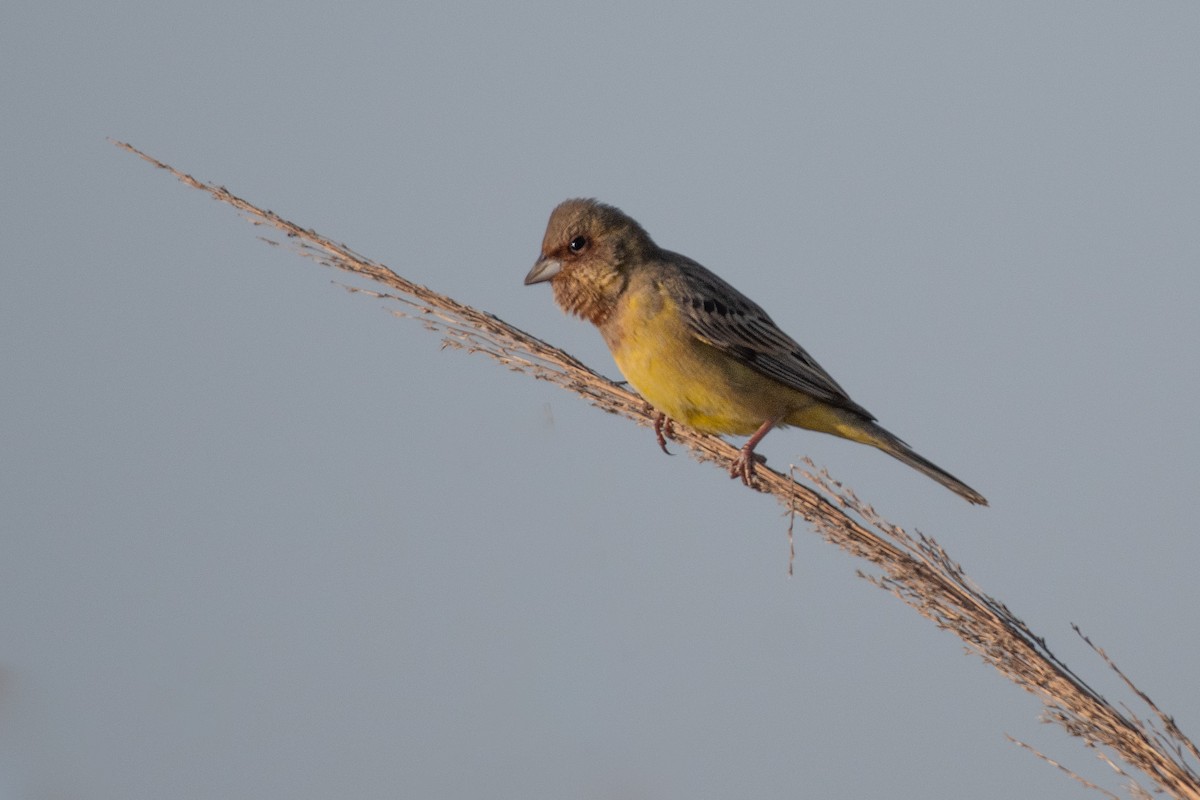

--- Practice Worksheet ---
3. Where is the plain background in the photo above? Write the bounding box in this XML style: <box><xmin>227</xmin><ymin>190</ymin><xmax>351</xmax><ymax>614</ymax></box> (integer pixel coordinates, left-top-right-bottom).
<box><xmin>3</xmin><ymin>2</ymin><xmax>1198</xmax><ymax>798</ymax></box>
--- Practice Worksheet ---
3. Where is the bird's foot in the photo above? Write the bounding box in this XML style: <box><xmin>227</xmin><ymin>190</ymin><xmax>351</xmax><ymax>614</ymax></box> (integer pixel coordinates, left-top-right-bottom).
<box><xmin>653</xmin><ymin>412</ymin><xmax>676</xmax><ymax>455</ymax></box>
<box><xmin>729</xmin><ymin>447</ymin><xmax>768</xmax><ymax>487</ymax></box>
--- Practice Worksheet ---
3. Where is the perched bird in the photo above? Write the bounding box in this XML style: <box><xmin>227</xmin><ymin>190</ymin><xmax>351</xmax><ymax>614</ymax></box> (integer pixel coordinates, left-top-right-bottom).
<box><xmin>525</xmin><ymin>198</ymin><xmax>987</xmax><ymax>506</ymax></box>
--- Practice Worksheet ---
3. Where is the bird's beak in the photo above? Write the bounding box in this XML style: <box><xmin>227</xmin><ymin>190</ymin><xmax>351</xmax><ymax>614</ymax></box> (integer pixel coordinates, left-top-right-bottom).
<box><xmin>524</xmin><ymin>257</ymin><xmax>561</xmax><ymax>285</ymax></box>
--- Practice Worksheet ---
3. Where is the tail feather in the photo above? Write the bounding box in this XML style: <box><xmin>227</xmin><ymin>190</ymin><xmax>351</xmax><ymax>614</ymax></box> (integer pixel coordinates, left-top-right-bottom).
<box><xmin>864</xmin><ymin>423</ymin><xmax>988</xmax><ymax>506</ymax></box>
<box><xmin>790</xmin><ymin>405</ymin><xmax>988</xmax><ymax>505</ymax></box>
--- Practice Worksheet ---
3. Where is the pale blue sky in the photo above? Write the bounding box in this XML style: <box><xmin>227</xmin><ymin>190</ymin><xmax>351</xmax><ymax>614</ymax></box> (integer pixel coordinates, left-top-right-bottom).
<box><xmin>3</xmin><ymin>3</ymin><xmax>1199</xmax><ymax>798</ymax></box>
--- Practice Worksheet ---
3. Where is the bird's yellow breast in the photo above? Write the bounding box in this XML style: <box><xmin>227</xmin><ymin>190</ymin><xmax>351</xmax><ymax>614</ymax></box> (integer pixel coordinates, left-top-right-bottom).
<box><xmin>601</xmin><ymin>284</ymin><xmax>807</xmax><ymax>436</ymax></box>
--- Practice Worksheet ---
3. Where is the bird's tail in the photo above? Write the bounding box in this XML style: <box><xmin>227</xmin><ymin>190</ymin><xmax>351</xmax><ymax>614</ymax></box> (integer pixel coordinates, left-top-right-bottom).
<box><xmin>787</xmin><ymin>404</ymin><xmax>987</xmax><ymax>505</ymax></box>
<box><xmin>858</xmin><ymin>421</ymin><xmax>988</xmax><ymax>506</ymax></box>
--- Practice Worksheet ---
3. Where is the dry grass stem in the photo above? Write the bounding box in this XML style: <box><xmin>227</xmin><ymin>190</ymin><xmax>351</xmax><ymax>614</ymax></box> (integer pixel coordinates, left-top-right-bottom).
<box><xmin>116</xmin><ymin>140</ymin><xmax>1199</xmax><ymax>800</ymax></box>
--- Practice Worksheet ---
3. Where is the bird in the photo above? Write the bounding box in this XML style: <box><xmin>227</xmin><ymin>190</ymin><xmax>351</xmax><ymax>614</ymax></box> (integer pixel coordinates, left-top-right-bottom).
<box><xmin>524</xmin><ymin>198</ymin><xmax>987</xmax><ymax>506</ymax></box>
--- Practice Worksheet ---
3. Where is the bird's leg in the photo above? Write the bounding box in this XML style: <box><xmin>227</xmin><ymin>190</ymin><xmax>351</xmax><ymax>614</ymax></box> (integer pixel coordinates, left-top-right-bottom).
<box><xmin>729</xmin><ymin>417</ymin><xmax>778</xmax><ymax>486</ymax></box>
<box><xmin>653</xmin><ymin>411</ymin><xmax>676</xmax><ymax>455</ymax></box>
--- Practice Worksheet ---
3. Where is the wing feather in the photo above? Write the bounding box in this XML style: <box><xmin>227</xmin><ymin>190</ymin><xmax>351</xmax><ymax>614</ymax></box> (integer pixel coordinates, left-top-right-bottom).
<box><xmin>666</xmin><ymin>254</ymin><xmax>875</xmax><ymax>420</ymax></box>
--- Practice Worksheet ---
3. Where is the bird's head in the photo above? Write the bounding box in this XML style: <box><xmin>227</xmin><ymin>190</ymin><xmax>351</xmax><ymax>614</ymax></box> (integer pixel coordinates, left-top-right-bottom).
<box><xmin>525</xmin><ymin>198</ymin><xmax>656</xmax><ymax>325</ymax></box>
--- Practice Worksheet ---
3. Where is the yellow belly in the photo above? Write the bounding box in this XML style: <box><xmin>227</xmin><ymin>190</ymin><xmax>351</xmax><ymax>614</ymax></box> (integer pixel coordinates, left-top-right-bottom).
<box><xmin>602</xmin><ymin>290</ymin><xmax>815</xmax><ymax>437</ymax></box>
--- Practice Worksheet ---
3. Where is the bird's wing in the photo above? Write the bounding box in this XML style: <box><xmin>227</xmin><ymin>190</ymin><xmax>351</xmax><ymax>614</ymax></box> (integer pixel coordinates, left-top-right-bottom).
<box><xmin>669</xmin><ymin>256</ymin><xmax>875</xmax><ymax>420</ymax></box>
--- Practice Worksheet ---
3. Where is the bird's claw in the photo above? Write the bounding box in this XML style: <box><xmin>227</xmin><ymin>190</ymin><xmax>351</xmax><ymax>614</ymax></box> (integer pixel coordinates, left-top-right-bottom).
<box><xmin>729</xmin><ymin>448</ymin><xmax>767</xmax><ymax>487</ymax></box>
<box><xmin>653</xmin><ymin>412</ymin><xmax>676</xmax><ymax>455</ymax></box>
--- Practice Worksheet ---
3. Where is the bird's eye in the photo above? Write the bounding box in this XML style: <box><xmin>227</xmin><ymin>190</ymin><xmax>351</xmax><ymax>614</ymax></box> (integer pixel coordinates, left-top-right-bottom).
<box><xmin>568</xmin><ymin>235</ymin><xmax>589</xmax><ymax>253</ymax></box>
